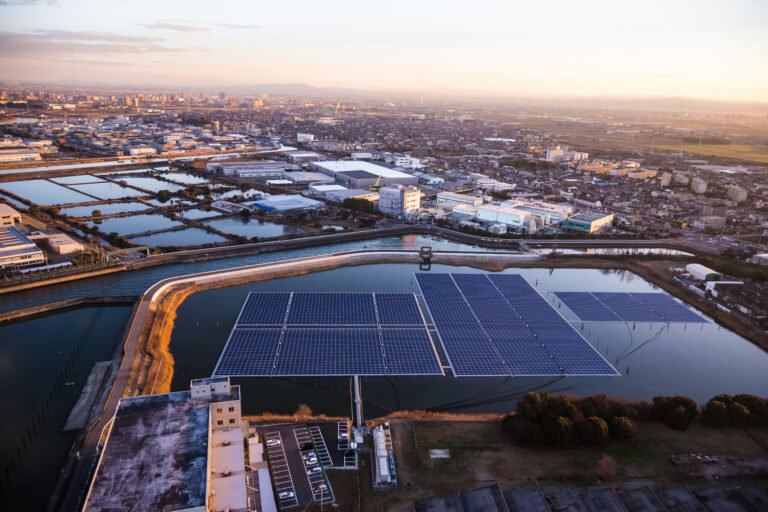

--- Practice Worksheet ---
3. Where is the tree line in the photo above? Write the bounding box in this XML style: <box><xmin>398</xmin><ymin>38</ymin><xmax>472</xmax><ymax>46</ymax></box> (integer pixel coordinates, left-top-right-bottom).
<box><xmin>502</xmin><ymin>392</ymin><xmax>767</xmax><ymax>448</ymax></box>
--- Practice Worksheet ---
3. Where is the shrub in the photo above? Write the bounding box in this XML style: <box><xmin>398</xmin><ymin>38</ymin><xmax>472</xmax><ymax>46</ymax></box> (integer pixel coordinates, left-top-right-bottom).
<box><xmin>733</xmin><ymin>395</ymin><xmax>768</xmax><ymax>426</ymax></box>
<box><xmin>579</xmin><ymin>395</ymin><xmax>627</xmax><ymax>420</ymax></box>
<box><xmin>702</xmin><ymin>400</ymin><xmax>730</xmax><ymax>427</ymax></box>
<box><xmin>653</xmin><ymin>396</ymin><xmax>698</xmax><ymax>430</ymax></box>
<box><xmin>595</xmin><ymin>454</ymin><xmax>617</xmax><ymax>480</ymax></box>
<box><xmin>609</xmin><ymin>416</ymin><xmax>637</xmax><ymax>440</ymax></box>
<box><xmin>577</xmin><ymin>416</ymin><xmax>609</xmax><ymax>445</ymax></box>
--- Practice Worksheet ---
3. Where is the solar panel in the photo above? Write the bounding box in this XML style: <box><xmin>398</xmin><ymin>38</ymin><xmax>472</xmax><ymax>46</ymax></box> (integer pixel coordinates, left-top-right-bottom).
<box><xmin>237</xmin><ymin>293</ymin><xmax>291</xmax><ymax>325</ymax></box>
<box><xmin>287</xmin><ymin>293</ymin><xmax>377</xmax><ymax>325</ymax></box>
<box><xmin>556</xmin><ymin>292</ymin><xmax>621</xmax><ymax>321</ymax></box>
<box><xmin>488</xmin><ymin>275</ymin><xmax>617</xmax><ymax>376</ymax></box>
<box><xmin>375</xmin><ymin>293</ymin><xmax>424</xmax><ymax>325</ymax></box>
<box><xmin>416</xmin><ymin>273</ymin><xmax>618</xmax><ymax>377</ymax></box>
<box><xmin>592</xmin><ymin>292</ymin><xmax>662</xmax><ymax>322</ymax></box>
<box><xmin>276</xmin><ymin>328</ymin><xmax>385</xmax><ymax>375</ymax></box>
<box><xmin>381</xmin><ymin>329</ymin><xmax>443</xmax><ymax>375</ymax></box>
<box><xmin>629</xmin><ymin>293</ymin><xmax>706</xmax><ymax>323</ymax></box>
<box><xmin>213</xmin><ymin>328</ymin><xmax>281</xmax><ymax>376</ymax></box>
<box><xmin>213</xmin><ymin>292</ymin><xmax>443</xmax><ymax>377</ymax></box>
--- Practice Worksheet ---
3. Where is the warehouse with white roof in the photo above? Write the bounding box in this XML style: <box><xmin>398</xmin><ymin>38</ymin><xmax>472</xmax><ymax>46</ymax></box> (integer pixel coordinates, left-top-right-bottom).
<box><xmin>310</xmin><ymin>160</ymin><xmax>418</xmax><ymax>188</ymax></box>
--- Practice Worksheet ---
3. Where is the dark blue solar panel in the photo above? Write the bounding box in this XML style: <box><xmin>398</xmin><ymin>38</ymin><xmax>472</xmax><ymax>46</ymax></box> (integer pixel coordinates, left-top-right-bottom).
<box><xmin>556</xmin><ymin>292</ymin><xmax>622</xmax><ymax>321</ymax></box>
<box><xmin>487</xmin><ymin>274</ymin><xmax>617</xmax><ymax>376</ymax></box>
<box><xmin>592</xmin><ymin>292</ymin><xmax>663</xmax><ymax>322</ymax></box>
<box><xmin>237</xmin><ymin>293</ymin><xmax>290</xmax><ymax>325</ymax></box>
<box><xmin>381</xmin><ymin>329</ymin><xmax>443</xmax><ymax>375</ymax></box>
<box><xmin>629</xmin><ymin>293</ymin><xmax>706</xmax><ymax>323</ymax></box>
<box><xmin>415</xmin><ymin>273</ymin><xmax>508</xmax><ymax>376</ymax></box>
<box><xmin>213</xmin><ymin>328</ymin><xmax>281</xmax><ymax>376</ymax></box>
<box><xmin>375</xmin><ymin>293</ymin><xmax>424</xmax><ymax>325</ymax></box>
<box><xmin>214</xmin><ymin>292</ymin><xmax>443</xmax><ymax>376</ymax></box>
<box><xmin>452</xmin><ymin>274</ymin><xmax>561</xmax><ymax>375</ymax></box>
<box><xmin>287</xmin><ymin>293</ymin><xmax>377</xmax><ymax>325</ymax></box>
<box><xmin>276</xmin><ymin>328</ymin><xmax>385</xmax><ymax>375</ymax></box>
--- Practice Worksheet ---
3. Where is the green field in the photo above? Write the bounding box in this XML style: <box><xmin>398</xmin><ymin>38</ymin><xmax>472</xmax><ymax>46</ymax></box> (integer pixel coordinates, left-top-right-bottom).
<box><xmin>656</xmin><ymin>144</ymin><xmax>768</xmax><ymax>164</ymax></box>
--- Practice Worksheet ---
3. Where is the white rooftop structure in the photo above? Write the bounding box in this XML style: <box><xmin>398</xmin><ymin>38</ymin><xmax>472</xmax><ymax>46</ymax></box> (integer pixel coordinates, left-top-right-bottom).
<box><xmin>310</xmin><ymin>160</ymin><xmax>415</xmax><ymax>179</ymax></box>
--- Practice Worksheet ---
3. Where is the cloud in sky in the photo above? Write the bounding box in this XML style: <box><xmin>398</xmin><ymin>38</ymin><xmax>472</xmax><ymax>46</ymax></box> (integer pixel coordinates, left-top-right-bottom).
<box><xmin>142</xmin><ymin>18</ymin><xmax>259</xmax><ymax>32</ymax></box>
<box><xmin>0</xmin><ymin>0</ymin><xmax>56</xmax><ymax>5</ymax></box>
<box><xmin>0</xmin><ymin>29</ymin><xmax>190</xmax><ymax>56</ymax></box>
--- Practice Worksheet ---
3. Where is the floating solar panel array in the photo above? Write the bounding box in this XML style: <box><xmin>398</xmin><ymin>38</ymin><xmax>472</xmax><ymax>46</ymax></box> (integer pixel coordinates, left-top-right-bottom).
<box><xmin>213</xmin><ymin>292</ymin><xmax>443</xmax><ymax>377</ymax></box>
<box><xmin>556</xmin><ymin>292</ymin><xmax>706</xmax><ymax>323</ymax></box>
<box><xmin>415</xmin><ymin>273</ymin><xmax>618</xmax><ymax>377</ymax></box>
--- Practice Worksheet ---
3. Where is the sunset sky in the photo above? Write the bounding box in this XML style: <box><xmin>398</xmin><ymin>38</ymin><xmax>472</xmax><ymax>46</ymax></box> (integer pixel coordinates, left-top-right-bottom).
<box><xmin>1</xmin><ymin>0</ymin><xmax>766</xmax><ymax>101</ymax></box>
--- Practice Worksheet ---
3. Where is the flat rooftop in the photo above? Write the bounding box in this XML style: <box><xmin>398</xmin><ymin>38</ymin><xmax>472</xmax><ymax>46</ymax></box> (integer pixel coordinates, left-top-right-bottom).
<box><xmin>313</xmin><ymin>159</ymin><xmax>413</xmax><ymax>178</ymax></box>
<box><xmin>84</xmin><ymin>391</ymin><xmax>209</xmax><ymax>512</ymax></box>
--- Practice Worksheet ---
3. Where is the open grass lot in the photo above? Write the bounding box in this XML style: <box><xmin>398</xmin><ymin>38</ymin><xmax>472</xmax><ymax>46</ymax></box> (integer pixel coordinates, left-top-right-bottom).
<box><xmin>328</xmin><ymin>419</ymin><xmax>768</xmax><ymax>511</ymax></box>
<box><xmin>655</xmin><ymin>144</ymin><xmax>768</xmax><ymax>164</ymax></box>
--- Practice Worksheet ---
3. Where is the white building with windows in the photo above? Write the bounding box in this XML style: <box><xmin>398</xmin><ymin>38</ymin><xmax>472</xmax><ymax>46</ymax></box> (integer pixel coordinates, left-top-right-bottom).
<box><xmin>378</xmin><ymin>185</ymin><xmax>421</xmax><ymax>217</ymax></box>
<box><xmin>436</xmin><ymin>192</ymin><xmax>482</xmax><ymax>210</ymax></box>
<box><xmin>0</xmin><ymin>226</ymin><xmax>46</xmax><ymax>270</ymax></box>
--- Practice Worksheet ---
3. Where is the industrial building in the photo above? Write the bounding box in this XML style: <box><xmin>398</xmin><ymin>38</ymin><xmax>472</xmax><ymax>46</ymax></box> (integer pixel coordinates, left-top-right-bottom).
<box><xmin>436</xmin><ymin>192</ymin><xmax>482</xmax><ymax>210</ymax></box>
<box><xmin>378</xmin><ymin>185</ymin><xmax>421</xmax><ymax>217</ymax></box>
<box><xmin>310</xmin><ymin>160</ymin><xmax>418</xmax><ymax>188</ymax></box>
<box><xmin>324</xmin><ymin>189</ymin><xmax>379</xmax><ymax>204</ymax></box>
<box><xmin>0</xmin><ymin>226</ymin><xmax>46</xmax><ymax>270</ymax></box>
<box><xmin>246</xmin><ymin>194</ymin><xmax>324</xmax><ymax>212</ymax></box>
<box><xmin>286</xmin><ymin>150</ymin><xmax>322</xmax><ymax>164</ymax></box>
<box><xmin>561</xmin><ymin>211</ymin><xmax>615</xmax><ymax>234</ymax></box>
<box><xmin>283</xmin><ymin>171</ymin><xmax>335</xmax><ymax>185</ymax></box>
<box><xmin>206</xmin><ymin>160</ymin><xmax>289</xmax><ymax>178</ymax></box>
<box><xmin>503</xmin><ymin>199</ymin><xmax>574</xmax><ymax>225</ymax></box>
<box><xmin>475</xmin><ymin>204</ymin><xmax>533</xmax><ymax>231</ymax></box>
<box><xmin>686</xmin><ymin>263</ymin><xmax>722</xmax><ymax>281</ymax></box>
<box><xmin>372</xmin><ymin>423</ymin><xmax>397</xmax><ymax>490</ymax></box>
<box><xmin>83</xmin><ymin>378</ymin><xmax>252</xmax><ymax>512</ymax></box>
<box><xmin>0</xmin><ymin>203</ymin><xmax>22</xmax><ymax>226</ymax></box>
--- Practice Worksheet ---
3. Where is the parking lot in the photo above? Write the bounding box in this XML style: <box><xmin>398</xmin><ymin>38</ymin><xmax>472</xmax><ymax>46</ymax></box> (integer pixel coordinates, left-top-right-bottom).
<box><xmin>254</xmin><ymin>421</ymin><xmax>353</xmax><ymax>510</ymax></box>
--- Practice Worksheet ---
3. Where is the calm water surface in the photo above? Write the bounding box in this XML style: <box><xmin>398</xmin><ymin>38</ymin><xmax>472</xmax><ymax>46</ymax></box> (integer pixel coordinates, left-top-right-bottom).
<box><xmin>87</xmin><ymin>213</ymin><xmax>182</xmax><ymax>235</ymax></box>
<box><xmin>203</xmin><ymin>217</ymin><xmax>304</xmax><ymax>238</ymax></box>
<box><xmin>169</xmin><ymin>264</ymin><xmax>768</xmax><ymax>419</ymax></box>
<box><xmin>129</xmin><ymin>227</ymin><xmax>229</xmax><ymax>247</ymax></box>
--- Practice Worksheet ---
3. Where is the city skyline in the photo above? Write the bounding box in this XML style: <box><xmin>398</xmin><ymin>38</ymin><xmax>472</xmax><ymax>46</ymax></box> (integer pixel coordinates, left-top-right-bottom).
<box><xmin>1</xmin><ymin>0</ymin><xmax>767</xmax><ymax>103</ymax></box>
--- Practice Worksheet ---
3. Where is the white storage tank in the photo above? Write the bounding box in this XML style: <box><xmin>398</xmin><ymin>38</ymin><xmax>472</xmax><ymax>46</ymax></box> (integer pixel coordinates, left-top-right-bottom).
<box><xmin>685</xmin><ymin>263</ymin><xmax>722</xmax><ymax>281</ymax></box>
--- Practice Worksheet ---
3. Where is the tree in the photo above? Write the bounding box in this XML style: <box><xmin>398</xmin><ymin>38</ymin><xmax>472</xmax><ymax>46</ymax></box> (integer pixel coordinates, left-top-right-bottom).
<box><xmin>652</xmin><ymin>396</ymin><xmax>698</xmax><ymax>430</ymax></box>
<box><xmin>543</xmin><ymin>415</ymin><xmax>575</xmax><ymax>447</ymax></box>
<box><xmin>733</xmin><ymin>395</ymin><xmax>768</xmax><ymax>426</ymax></box>
<box><xmin>295</xmin><ymin>404</ymin><xmax>313</xmax><ymax>417</ymax></box>
<box><xmin>577</xmin><ymin>416</ymin><xmax>609</xmax><ymax>446</ymax></box>
<box><xmin>609</xmin><ymin>417</ymin><xmax>637</xmax><ymax>440</ymax></box>
<box><xmin>702</xmin><ymin>400</ymin><xmax>730</xmax><ymax>427</ymax></box>
<box><xmin>517</xmin><ymin>392</ymin><xmax>550</xmax><ymax>422</ymax></box>
<box><xmin>728</xmin><ymin>402</ymin><xmax>751</xmax><ymax>426</ymax></box>
<box><xmin>156</xmin><ymin>190</ymin><xmax>172</xmax><ymax>202</ymax></box>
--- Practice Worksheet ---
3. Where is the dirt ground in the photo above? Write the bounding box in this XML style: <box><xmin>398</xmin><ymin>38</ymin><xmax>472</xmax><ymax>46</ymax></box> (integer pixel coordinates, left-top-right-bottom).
<box><xmin>327</xmin><ymin>419</ymin><xmax>768</xmax><ymax>512</ymax></box>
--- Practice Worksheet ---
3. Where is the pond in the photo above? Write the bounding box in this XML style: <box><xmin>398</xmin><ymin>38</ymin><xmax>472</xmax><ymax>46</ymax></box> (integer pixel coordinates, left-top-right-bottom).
<box><xmin>59</xmin><ymin>202</ymin><xmax>152</xmax><ymax>217</ymax></box>
<box><xmin>161</xmin><ymin>172</ymin><xmax>210</xmax><ymax>185</ymax></box>
<box><xmin>68</xmin><ymin>181</ymin><xmax>148</xmax><ymax>200</ymax></box>
<box><xmin>114</xmin><ymin>176</ymin><xmax>186</xmax><ymax>193</ymax></box>
<box><xmin>128</xmin><ymin>227</ymin><xmax>229</xmax><ymax>247</ymax></box>
<box><xmin>0</xmin><ymin>180</ymin><xmax>94</xmax><ymax>205</ymax></box>
<box><xmin>203</xmin><ymin>217</ymin><xmax>304</xmax><ymax>239</ymax></box>
<box><xmin>87</xmin><ymin>213</ymin><xmax>182</xmax><ymax>236</ymax></box>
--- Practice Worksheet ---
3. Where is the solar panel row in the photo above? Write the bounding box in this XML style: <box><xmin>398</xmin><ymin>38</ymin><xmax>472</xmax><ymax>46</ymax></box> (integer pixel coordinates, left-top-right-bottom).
<box><xmin>213</xmin><ymin>292</ymin><xmax>443</xmax><ymax>376</ymax></box>
<box><xmin>416</xmin><ymin>273</ymin><xmax>618</xmax><ymax>377</ymax></box>
<box><xmin>556</xmin><ymin>292</ymin><xmax>705</xmax><ymax>323</ymax></box>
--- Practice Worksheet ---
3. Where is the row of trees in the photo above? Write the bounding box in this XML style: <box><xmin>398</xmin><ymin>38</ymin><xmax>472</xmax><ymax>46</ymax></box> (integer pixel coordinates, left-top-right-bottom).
<box><xmin>502</xmin><ymin>392</ymin><xmax>768</xmax><ymax>448</ymax></box>
<box><xmin>502</xmin><ymin>393</ymin><xmax>638</xmax><ymax>447</ymax></box>
<box><xmin>702</xmin><ymin>394</ymin><xmax>768</xmax><ymax>427</ymax></box>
